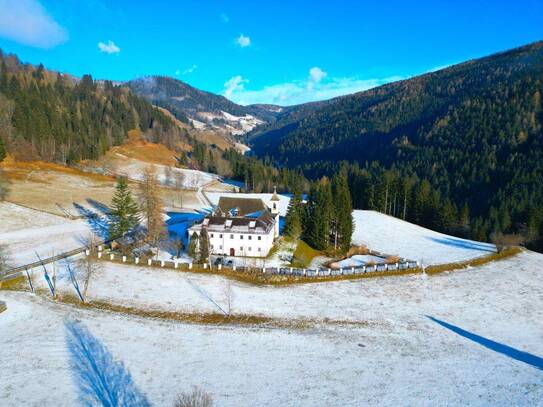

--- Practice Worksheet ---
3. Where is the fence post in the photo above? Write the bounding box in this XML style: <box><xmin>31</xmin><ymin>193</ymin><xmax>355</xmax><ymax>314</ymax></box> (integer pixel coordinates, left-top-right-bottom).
<box><xmin>160</xmin><ymin>260</ymin><xmax>165</xmax><ymax>267</ymax></box>
<box><xmin>109</xmin><ymin>253</ymin><xmax>114</xmax><ymax>260</ymax></box>
<box><xmin>189</xmin><ymin>263</ymin><xmax>193</xmax><ymax>269</ymax></box>
<box><xmin>98</xmin><ymin>252</ymin><xmax>102</xmax><ymax>259</ymax></box>
<box><xmin>98</xmin><ymin>245</ymin><xmax>103</xmax><ymax>252</ymax></box>
<box><xmin>262</xmin><ymin>267</ymin><xmax>266</xmax><ymax>274</ymax></box>
<box><xmin>85</xmin><ymin>249</ymin><xmax>90</xmax><ymax>256</ymax></box>
<box><xmin>233</xmin><ymin>265</ymin><xmax>236</xmax><ymax>271</ymax></box>
<box><xmin>218</xmin><ymin>264</ymin><xmax>221</xmax><ymax>270</ymax></box>
<box><xmin>122</xmin><ymin>255</ymin><xmax>127</xmax><ymax>263</ymax></box>
<box><xmin>148</xmin><ymin>259</ymin><xmax>152</xmax><ymax>266</ymax></box>
<box><xmin>174</xmin><ymin>261</ymin><xmax>178</xmax><ymax>269</ymax></box>
<box><xmin>351</xmin><ymin>267</ymin><xmax>354</xmax><ymax>274</ymax></box>
<box><xmin>135</xmin><ymin>257</ymin><xmax>139</xmax><ymax>264</ymax></box>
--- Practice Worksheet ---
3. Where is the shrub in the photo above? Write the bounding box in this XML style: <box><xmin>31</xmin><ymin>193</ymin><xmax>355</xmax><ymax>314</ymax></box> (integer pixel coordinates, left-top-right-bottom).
<box><xmin>174</xmin><ymin>387</ymin><xmax>214</xmax><ymax>407</ymax></box>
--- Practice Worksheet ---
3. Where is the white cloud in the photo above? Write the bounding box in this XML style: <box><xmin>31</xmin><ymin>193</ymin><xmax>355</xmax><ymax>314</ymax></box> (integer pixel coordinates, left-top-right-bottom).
<box><xmin>224</xmin><ymin>68</ymin><xmax>403</xmax><ymax>106</ymax></box>
<box><xmin>98</xmin><ymin>40</ymin><xmax>120</xmax><ymax>54</ymax></box>
<box><xmin>223</xmin><ymin>75</ymin><xmax>249</xmax><ymax>98</ymax></box>
<box><xmin>183</xmin><ymin>64</ymin><xmax>198</xmax><ymax>75</ymax></box>
<box><xmin>307</xmin><ymin>66</ymin><xmax>327</xmax><ymax>90</ymax></box>
<box><xmin>220</xmin><ymin>13</ymin><xmax>230</xmax><ymax>23</ymax></box>
<box><xmin>0</xmin><ymin>0</ymin><xmax>68</xmax><ymax>48</ymax></box>
<box><xmin>236</xmin><ymin>34</ymin><xmax>251</xmax><ymax>48</ymax></box>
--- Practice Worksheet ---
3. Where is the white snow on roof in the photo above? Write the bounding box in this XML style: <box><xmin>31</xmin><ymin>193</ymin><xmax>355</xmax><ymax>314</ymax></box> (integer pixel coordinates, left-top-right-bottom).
<box><xmin>206</xmin><ymin>192</ymin><xmax>290</xmax><ymax>217</ymax></box>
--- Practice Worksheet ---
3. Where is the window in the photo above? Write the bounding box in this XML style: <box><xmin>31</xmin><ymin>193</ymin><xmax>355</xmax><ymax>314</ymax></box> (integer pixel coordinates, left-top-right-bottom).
<box><xmin>258</xmin><ymin>236</ymin><xmax>262</xmax><ymax>241</ymax></box>
<box><xmin>240</xmin><ymin>246</ymin><xmax>243</xmax><ymax>251</ymax></box>
<box><xmin>220</xmin><ymin>234</ymin><xmax>223</xmax><ymax>238</ymax></box>
<box><xmin>210</xmin><ymin>245</ymin><xmax>214</xmax><ymax>250</ymax></box>
<box><xmin>248</xmin><ymin>246</ymin><xmax>252</xmax><ymax>251</ymax></box>
<box><xmin>258</xmin><ymin>247</ymin><xmax>261</xmax><ymax>252</ymax></box>
<box><xmin>230</xmin><ymin>234</ymin><xmax>234</xmax><ymax>239</ymax></box>
<box><xmin>240</xmin><ymin>235</ymin><xmax>244</xmax><ymax>240</ymax></box>
<box><xmin>248</xmin><ymin>235</ymin><xmax>252</xmax><ymax>240</ymax></box>
<box><xmin>210</xmin><ymin>234</ymin><xmax>214</xmax><ymax>238</ymax></box>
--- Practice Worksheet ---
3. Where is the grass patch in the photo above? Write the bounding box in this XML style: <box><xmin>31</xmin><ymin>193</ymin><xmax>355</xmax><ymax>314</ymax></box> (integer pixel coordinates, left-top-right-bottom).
<box><xmin>425</xmin><ymin>246</ymin><xmax>522</xmax><ymax>275</ymax></box>
<box><xmin>44</xmin><ymin>293</ymin><xmax>371</xmax><ymax>330</ymax></box>
<box><xmin>290</xmin><ymin>240</ymin><xmax>322</xmax><ymax>268</ymax></box>
<box><xmin>0</xmin><ymin>275</ymin><xmax>27</xmax><ymax>291</ymax></box>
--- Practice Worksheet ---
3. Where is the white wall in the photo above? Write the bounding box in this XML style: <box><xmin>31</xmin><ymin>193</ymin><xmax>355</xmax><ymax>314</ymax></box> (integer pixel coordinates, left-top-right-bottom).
<box><xmin>207</xmin><ymin>231</ymin><xmax>274</xmax><ymax>257</ymax></box>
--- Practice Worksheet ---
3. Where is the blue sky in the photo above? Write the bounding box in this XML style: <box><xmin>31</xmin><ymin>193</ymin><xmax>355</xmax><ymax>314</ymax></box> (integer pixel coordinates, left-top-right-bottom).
<box><xmin>0</xmin><ymin>0</ymin><xmax>542</xmax><ymax>106</ymax></box>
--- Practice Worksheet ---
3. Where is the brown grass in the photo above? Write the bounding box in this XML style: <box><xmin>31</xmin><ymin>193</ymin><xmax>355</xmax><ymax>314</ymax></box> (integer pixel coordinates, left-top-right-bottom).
<box><xmin>425</xmin><ymin>246</ymin><xmax>522</xmax><ymax>275</ymax></box>
<box><xmin>107</xmin><ymin>139</ymin><xmax>178</xmax><ymax>166</ymax></box>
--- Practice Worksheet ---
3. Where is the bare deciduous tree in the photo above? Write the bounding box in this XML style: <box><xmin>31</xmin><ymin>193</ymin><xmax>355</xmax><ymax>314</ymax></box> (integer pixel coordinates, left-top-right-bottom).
<box><xmin>0</xmin><ymin>169</ymin><xmax>10</xmax><ymax>201</ymax></box>
<box><xmin>222</xmin><ymin>280</ymin><xmax>235</xmax><ymax>316</ymax></box>
<box><xmin>78</xmin><ymin>235</ymin><xmax>103</xmax><ymax>299</ymax></box>
<box><xmin>138</xmin><ymin>165</ymin><xmax>166</xmax><ymax>258</ymax></box>
<box><xmin>174</xmin><ymin>386</ymin><xmax>214</xmax><ymax>407</ymax></box>
<box><xmin>491</xmin><ymin>232</ymin><xmax>525</xmax><ymax>253</ymax></box>
<box><xmin>0</xmin><ymin>244</ymin><xmax>10</xmax><ymax>276</ymax></box>
<box><xmin>173</xmin><ymin>171</ymin><xmax>185</xmax><ymax>208</ymax></box>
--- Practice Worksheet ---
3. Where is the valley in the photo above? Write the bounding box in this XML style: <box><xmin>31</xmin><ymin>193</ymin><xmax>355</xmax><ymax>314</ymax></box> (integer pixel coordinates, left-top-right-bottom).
<box><xmin>0</xmin><ymin>16</ymin><xmax>542</xmax><ymax>407</ymax></box>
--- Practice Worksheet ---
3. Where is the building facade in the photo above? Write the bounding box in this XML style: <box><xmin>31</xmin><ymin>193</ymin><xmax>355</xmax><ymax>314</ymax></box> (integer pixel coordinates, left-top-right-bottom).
<box><xmin>188</xmin><ymin>193</ymin><xmax>281</xmax><ymax>258</ymax></box>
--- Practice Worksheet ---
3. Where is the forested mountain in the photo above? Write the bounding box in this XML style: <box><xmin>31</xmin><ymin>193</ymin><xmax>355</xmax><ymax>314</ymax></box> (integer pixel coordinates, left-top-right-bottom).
<box><xmin>127</xmin><ymin>76</ymin><xmax>281</xmax><ymax>134</ymax></box>
<box><xmin>0</xmin><ymin>50</ymin><xmax>184</xmax><ymax>163</ymax></box>
<box><xmin>250</xmin><ymin>41</ymin><xmax>543</xmax><ymax>250</ymax></box>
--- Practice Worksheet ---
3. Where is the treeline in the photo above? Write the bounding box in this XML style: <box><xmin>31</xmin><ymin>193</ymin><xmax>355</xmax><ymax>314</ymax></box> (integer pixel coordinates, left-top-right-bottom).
<box><xmin>190</xmin><ymin>139</ymin><xmax>310</xmax><ymax>193</ymax></box>
<box><xmin>345</xmin><ymin>162</ymin><xmax>543</xmax><ymax>251</ymax></box>
<box><xmin>284</xmin><ymin>172</ymin><xmax>353</xmax><ymax>253</ymax></box>
<box><xmin>0</xmin><ymin>51</ymin><xmax>183</xmax><ymax>163</ymax></box>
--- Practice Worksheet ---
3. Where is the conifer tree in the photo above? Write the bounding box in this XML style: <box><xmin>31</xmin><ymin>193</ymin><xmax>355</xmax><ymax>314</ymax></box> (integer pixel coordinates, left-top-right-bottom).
<box><xmin>188</xmin><ymin>233</ymin><xmax>199</xmax><ymax>259</ymax></box>
<box><xmin>109</xmin><ymin>177</ymin><xmax>140</xmax><ymax>239</ymax></box>
<box><xmin>307</xmin><ymin>180</ymin><xmax>333</xmax><ymax>250</ymax></box>
<box><xmin>332</xmin><ymin>173</ymin><xmax>353</xmax><ymax>252</ymax></box>
<box><xmin>283</xmin><ymin>191</ymin><xmax>303</xmax><ymax>239</ymax></box>
<box><xmin>138</xmin><ymin>166</ymin><xmax>166</xmax><ymax>253</ymax></box>
<box><xmin>199</xmin><ymin>229</ymin><xmax>210</xmax><ymax>264</ymax></box>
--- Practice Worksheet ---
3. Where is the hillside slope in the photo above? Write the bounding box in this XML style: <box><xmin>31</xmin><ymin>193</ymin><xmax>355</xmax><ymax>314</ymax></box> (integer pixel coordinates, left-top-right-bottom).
<box><xmin>127</xmin><ymin>76</ymin><xmax>281</xmax><ymax>135</ymax></box>
<box><xmin>250</xmin><ymin>41</ymin><xmax>543</xmax><ymax>248</ymax></box>
<box><xmin>0</xmin><ymin>51</ymin><xmax>185</xmax><ymax>163</ymax></box>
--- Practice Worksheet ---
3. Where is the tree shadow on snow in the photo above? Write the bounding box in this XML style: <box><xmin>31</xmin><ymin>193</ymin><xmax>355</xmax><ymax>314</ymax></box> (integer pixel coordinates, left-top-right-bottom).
<box><xmin>73</xmin><ymin>203</ymin><xmax>110</xmax><ymax>241</ymax></box>
<box><xmin>65</xmin><ymin>320</ymin><xmax>151</xmax><ymax>407</ymax></box>
<box><xmin>85</xmin><ymin>198</ymin><xmax>111</xmax><ymax>216</ymax></box>
<box><xmin>427</xmin><ymin>316</ymin><xmax>543</xmax><ymax>371</ymax></box>
<box><xmin>425</xmin><ymin>236</ymin><xmax>495</xmax><ymax>253</ymax></box>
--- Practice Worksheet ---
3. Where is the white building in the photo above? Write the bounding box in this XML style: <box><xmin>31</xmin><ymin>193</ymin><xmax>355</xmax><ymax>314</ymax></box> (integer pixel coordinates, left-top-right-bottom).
<box><xmin>188</xmin><ymin>191</ymin><xmax>281</xmax><ymax>258</ymax></box>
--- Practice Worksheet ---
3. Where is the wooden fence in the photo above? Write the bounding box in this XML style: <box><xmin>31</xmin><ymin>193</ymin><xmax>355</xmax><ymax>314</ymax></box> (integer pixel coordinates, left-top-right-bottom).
<box><xmin>92</xmin><ymin>250</ymin><xmax>420</xmax><ymax>278</ymax></box>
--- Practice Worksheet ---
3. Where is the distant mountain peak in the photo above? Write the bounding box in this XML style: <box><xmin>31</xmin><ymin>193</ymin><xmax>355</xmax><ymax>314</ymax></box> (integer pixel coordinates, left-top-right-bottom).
<box><xmin>127</xmin><ymin>75</ymin><xmax>281</xmax><ymax>135</ymax></box>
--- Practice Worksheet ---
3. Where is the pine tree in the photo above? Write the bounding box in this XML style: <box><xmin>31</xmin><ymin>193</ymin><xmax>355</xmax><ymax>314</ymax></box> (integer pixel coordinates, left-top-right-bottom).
<box><xmin>188</xmin><ymin>233</ymin><xmax>199</xmax><ymax>259</ymax></box>
<box><xmin>307</xmin><ymin>180</ymin><xmax>333</xmax><ymax>250</ymax></box>
<box><xmin>332</xmin><ymin>173</ymin><xmax>353</xmax><ymax>252</ymax></box>
<box><xmin>108</xmin><ymin>177</ymin><xmax>140</xmax><ymax>239</ymax></box>
<box><xmin>283</xmin><ymin>191</ymin><xmax>303</xmax><ymax>239</ymax></box>
<box><xmin>199</xmin><ymin>229</ymin><xmax>210</xmax><ymax>264</ymax></box>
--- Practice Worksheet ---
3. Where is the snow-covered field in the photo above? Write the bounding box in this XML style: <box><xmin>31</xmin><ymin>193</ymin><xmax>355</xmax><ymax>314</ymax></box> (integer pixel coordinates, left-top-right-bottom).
<box><xmin>2</xmin><ymin>250</ymin><xmax>542</xmax><ymax>406</ymax></box>
<box><xmin>113</xmin><ymin>156</ymin><xmax>219</xmax><ymax>189</ymax></box>
<box><xmin>352</xmin><ymin>210</ymin><xmax>496</xmax><ymax>265</ymax></box>
<box><xmin>0</xmin><ymin>202</ymin><xmax>98</xmax><ymax>267</ymax></box>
